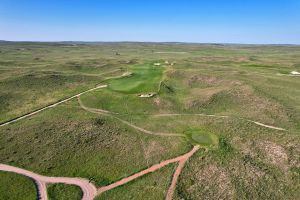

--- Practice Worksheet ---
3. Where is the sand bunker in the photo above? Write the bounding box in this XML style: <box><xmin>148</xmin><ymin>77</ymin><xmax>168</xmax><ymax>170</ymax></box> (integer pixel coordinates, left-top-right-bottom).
<box><xmin>121</xmin><ymin>72</ymin><xmax>133</xmax><ymax>77</ymax></box>
<box><xmin>290</xmin><ymin>71</ymin><xmax>300</xmax><ymax>75</ymax></box>
<box><xmin>138</xmin><ymin>93</ymin><xmax>156</xmax><ymax>98</ymax></box>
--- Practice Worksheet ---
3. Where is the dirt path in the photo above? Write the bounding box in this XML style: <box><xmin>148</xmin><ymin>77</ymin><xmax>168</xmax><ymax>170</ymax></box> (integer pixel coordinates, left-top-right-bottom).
<box><xmin>78</xmin><ymin>97</ymin><xmax>182</xmax><ymax>137</ymax></box>
<box><xmin>0</xmin><ymin>146</ymin><xmax>200</xmax><ymax>200</ymax></box>
<box><xmin>0</xmin><ymin>164</ymin><xmax>97</xmax><ymax>200</ymax></box>
<box><xmin>0</xmin><ymin>85</ymin><xmax>107</xmax><ymax>127</ymax></box>
<box><xmin>165</xmin><ymin>145</ymin><xmax>200</xmax><ymax>200</ymax></box>
<box><xmin>153</xmin><ymin>113</ymin><xmax>229</xmax><ymax>118</ymax></box>
<box><xmin>97</xmin><ymin>145</ymin><xmax>200</xmax><ymax>196</ymax></box>
<box><xmin>153</xmin><ymin>113</ymin><xmax>286</xmax><ymax>131</ymax></box>
<box><xmin>78</xmin><ymin>99</ymin><xmax>286</xmax><ymax>132</ymax></box>
<box><xmin>248</xmin><ymin>120</ymin><xmax>286</xmax><ymax>131</ymax></box>
<box><xmin>77</xmin><ymin>97</ymin><xmax>286</xmax><ymax>132</ymax></box>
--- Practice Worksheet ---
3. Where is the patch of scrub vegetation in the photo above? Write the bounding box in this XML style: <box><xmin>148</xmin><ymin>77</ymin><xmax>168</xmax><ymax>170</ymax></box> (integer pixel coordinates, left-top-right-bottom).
<box><xmin>96</xmin><ymin>164</ymin><xmax>175</xmax><ymax>200</ymax></box>
<box><xmin>0</xmin><ymin>171</ymin><xmax>37</xmax><ymax>200</ymax></box>
<box><xmin>107</xmin><ymin>63</ymin><xmax>164</xmax><ymax>94</ymax></box>
<box><xmin>47</xmin><ymin>183</ymin><xmax>82</xmax><ymax>200</ymax></box>
<box><xmin>184</xmin><ymin>129</ymin><xmax>218</xmax><ymax>148</ymax></box>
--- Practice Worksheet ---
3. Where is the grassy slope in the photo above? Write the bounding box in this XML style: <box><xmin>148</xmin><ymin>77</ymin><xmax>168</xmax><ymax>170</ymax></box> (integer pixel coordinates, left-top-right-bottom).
<box><xmin>96</xmin><ymin>164</ymin><xmax>175</xmax><ymax>200</ymax></box>
<box><xmin>1</xmin><ymin>43</ymin><xmax>300</xmax><ymax>199</ymax></box>
<box><xmin>108</xmin><ymin>63</ymin><xmax>164</xmax><ymax>94</ymax></box>
<box><xmin>0</xmin><ymin>171</ymin><xmax>37</xmax><ymax>200</ymax></box>
<box><xmin>47</xmin><ymin>184</ymin><xmax>82</xmax><ymax>200</ymax></box>
<box><xmin>0</xmin><ymin>99</ymin><xmax>188</xmax><ymax>187</ymax></box>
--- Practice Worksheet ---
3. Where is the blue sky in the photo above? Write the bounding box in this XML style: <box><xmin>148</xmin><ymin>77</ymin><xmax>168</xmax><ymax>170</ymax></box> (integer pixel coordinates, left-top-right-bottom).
<box><xmin>1</xmin><ymin>0</ymin><xmax>300</xmax><ymax>43</ymax></box>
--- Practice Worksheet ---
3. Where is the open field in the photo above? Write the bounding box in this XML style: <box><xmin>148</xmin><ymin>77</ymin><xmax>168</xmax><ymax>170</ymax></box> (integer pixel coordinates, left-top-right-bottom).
<box><xmin>0</xmin><ymin>42</ymin><xmax>300</xmax><ymax>199</ymax></box>
<box><xmin>0</xmin><ymin>171</ymin><xmax>36</xmax><ymax>200</ymax></box>
<box><xmin>47</xmin><ymin>184</ymin><xmax>82</xmax><ymax>200</ymax></box>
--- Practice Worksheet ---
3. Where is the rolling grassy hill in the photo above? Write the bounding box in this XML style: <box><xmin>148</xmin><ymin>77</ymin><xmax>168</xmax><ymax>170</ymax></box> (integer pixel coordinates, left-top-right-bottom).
<box><xmin>0</xmin><ymin>42</ymin><xmax>299</xmax><ymax>199</ymax></box>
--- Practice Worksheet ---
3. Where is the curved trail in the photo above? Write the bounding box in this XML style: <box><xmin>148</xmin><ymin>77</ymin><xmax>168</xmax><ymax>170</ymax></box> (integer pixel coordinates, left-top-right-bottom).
<box><xmin>77</xmin><ymin>98</ymin><xmax>286</xmax><ymax>132</ymax></box>
<box><xmin>0</xmin><ymin>146</ymin><xmax>200</xmax><ymax>200</ymax></box>
<box><xmin>0</xmin><ymin>164</ymin><xmax>97</xmax><ymax>200</ymax></box>
<box><xmin>97</xmin><ymin>145</ymin><xmax>200</xmax><ymax>196</ymax></box>
<box><xmin>153</xmin><ymin>113</ymin><xmax>285</xmax><ymax>131</ymax></box>
<box><xmin>0</xmin><ymin>85</ymin><xmax>107</xmax><ymax>127</ymax></box>
<box><xmin>247</xmin><ymin>120</ymin><xmax>286</xmax><ymax>131</ymax></box>
<box><xmin>153</xmin><ymin>113</ymin><xmax>229</xmax><ymax>118</ymax></box>
<box><xmin>78</xmin><ymin>97</ymin><xmax>182</xmax><ymax>137</ymax></box>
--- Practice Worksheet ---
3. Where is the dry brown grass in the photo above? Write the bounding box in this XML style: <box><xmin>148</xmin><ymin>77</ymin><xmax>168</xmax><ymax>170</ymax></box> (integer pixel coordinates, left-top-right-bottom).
<box><xmin>187</xmin><ymin>163</ymin><xmax>234</xmax><ymax>200</ymax></box>
<box><xmin>257</xmin><ymin>141</ymin><xmax>288</xmax><ymax>170</ymax></box>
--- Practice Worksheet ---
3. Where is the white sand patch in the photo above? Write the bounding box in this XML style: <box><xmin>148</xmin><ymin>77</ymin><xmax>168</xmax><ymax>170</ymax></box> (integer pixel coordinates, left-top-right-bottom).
<box><xmin>138</xmin><ymin>93</ymin><xmax>156</xmax><ymax>98</ymax></box>
<box><xmin>121</xmin><ymin>72</ymin><xmax>133</xmax><ymax>77</ymax></box>
<box><xmin>290</xmin><ymin>71</ymin><xmax>300</xmax><ymax>75</ymax></box>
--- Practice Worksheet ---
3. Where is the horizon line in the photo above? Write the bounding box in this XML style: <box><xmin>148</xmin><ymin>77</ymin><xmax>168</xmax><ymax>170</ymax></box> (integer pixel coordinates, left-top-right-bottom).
<box><xmin>1</xmin><ymin>40</ymin><xmax>300</xmax><ymax>46</ymax></box>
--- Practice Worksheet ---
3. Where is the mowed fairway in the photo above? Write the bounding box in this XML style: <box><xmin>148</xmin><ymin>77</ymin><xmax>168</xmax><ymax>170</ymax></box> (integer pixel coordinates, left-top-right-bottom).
<box><xmin>0</xmin><ymin>42</ymin><xmax>300</xmax><ymax>200</ymax></box>
<box><xmin>108</xmin><ymin>63</ymin><xmax>164</xmax><ymax>93</ymax></box>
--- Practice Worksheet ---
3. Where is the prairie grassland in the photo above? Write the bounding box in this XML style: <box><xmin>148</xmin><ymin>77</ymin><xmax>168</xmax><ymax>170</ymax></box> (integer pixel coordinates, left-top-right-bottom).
<box><xmin>0</xmin><ymin>171</ymin><xmax>36</xmax><ymax>200</ymax></box>
<box><xmin>0</xmin><ymin>42</ymin><xmax>300</xmax><ymax>199</ymax></box>
<box><xmin>47</xmin><ymin>183</ymin><xmax>82</xmax><ymax>200</ymax></box>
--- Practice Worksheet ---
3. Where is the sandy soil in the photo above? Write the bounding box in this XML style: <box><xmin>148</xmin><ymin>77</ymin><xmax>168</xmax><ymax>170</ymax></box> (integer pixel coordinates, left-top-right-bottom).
<box><xmin>0</xmin><ymin>146</ymin><xmax>200</xmax><ymax>200</ymax></box>
<box><xmin>0</xmin><ymin>164</ymin><xmax>97</xmax><ymax>200</ymax></box>
<box><xmin>166</xmin><ymin>146</ymin><xmax>200</xmax><ymax>200</ymax></box>
<box><xmin>248</xmin><ymin>120</ymin><xmax>286</xmax><ymax>131</ymax></box>
<box><xmin>97</xmin><ymin>145</ymin><xmax>200</xmax><ymax>196</ymax></box>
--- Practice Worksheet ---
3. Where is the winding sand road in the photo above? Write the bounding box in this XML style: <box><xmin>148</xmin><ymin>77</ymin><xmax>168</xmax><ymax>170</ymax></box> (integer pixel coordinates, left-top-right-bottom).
<box><xmin>247</xmin><ymin>120</ymin><xmax>286</xmax><ymax>131</ymax></box>
<box><xmin>0</xmin><ymin>85</ymin><xmax>107</xmax><ymax>127</ymax></box>
<box><xmin>0</xmin><ymin>164</ymin><xmax>97</xmax><ymax>200</ymax></box>
<box><xmin>77</xmin><ymin>98</ymin><xmax>286</xmax><ymax>133</ymax></box>
<box><xmin>0</xmin><ymin>74</ymin><xmax>286</xmax><ymax>199</ymax></box>
<box><xmin>0</xmin><ymin>146</ymin><xmax>200</xmax><ymax>200</ymax></box>
<box><xmin>77</xmin><ymin>97</ymin><xmax>182</xmax><ymax>137</ymax></box>
<box><xmin>153</xmin><ymin>113</ymin><xmax>286</xmax><ymax>131</ymax></box>
<box><xmin>97</xmin><ymin>145</ymin><xmax>200</xmax><ymax>196</ymax></box>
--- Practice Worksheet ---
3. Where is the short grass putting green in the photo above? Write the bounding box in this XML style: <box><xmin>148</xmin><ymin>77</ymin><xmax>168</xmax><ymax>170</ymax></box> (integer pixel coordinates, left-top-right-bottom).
<box><xmin>107</xmin><ymin>63</ymin><xmax>164</xmax><ymax>94</ymax></box>
<box><xmin>185</xmin><ymin>129</ymin><xmax>219</xmax><ymax>148</ymax></box>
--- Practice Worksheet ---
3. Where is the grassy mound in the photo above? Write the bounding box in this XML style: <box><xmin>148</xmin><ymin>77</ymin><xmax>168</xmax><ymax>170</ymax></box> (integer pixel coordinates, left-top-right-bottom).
<box><xmin>185</xmin><ymin>129</ymin><xmax>218</xmax><ymax>148</ymax></box>
<box><xmin>108</xmin><ymin>63</ymin><xmax>164</xmax><ymax>94</ymax></box>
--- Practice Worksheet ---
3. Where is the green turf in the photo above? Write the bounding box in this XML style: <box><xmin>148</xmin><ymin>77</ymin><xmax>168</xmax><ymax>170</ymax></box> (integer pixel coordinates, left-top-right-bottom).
<box><xmin>107</xmin><ymin>63</ymin><xmax>164</xmax><ymax>93</ymax></box>
<box><xmin>185</xmin><ymin>129</ymin><xmax>219</xmax><ymax>147</ymax></box>
<box><xmin>96</xmin><ymin>164</ymin><xmax>175</xmax><ymax>200</ymax></box>
<box><xmin>47</xmin><ymin>184</ymin><xmax>82</xmax><ymax>200</ymax></box>
<box><xmin>1</xmin><ymin>42</ymin><xmax>300</xmax><ymax>199</ymax></box>
<box><xmin>0</xmin><ymin>171</ymin><xmax>37</xmax><ymax>200</ymax></box>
